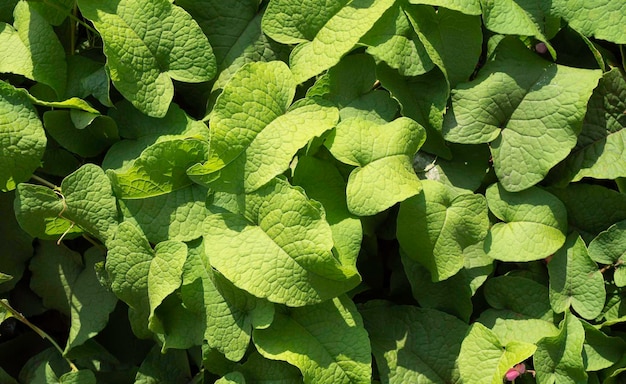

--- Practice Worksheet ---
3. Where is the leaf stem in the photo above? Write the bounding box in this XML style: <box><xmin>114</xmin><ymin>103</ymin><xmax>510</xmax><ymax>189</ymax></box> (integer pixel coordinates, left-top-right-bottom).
<box><xmin>30</xmin><ymin>174</ymin><xmax>59</xmax><ymax>190</ymax></box>
<box><xmin>0</xmin><ymin>300</ymin><xmax>78</xmax><ymax>372</ymax></box>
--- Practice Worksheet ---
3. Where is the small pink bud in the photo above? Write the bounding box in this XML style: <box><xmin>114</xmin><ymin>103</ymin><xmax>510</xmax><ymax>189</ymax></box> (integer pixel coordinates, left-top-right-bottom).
<box><xmin>505</xmin><ymin>368</ymin><xmax>521</xmax><ymax>381</ymax></box>
<box><xmin>535</xmin><ymin>42</ymin><xmax>548</xmax><ymax>54</ymax></box>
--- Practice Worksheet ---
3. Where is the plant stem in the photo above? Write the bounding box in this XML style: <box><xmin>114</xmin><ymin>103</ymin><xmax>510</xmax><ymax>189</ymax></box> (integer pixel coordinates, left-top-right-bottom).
<box><xmin>0</xmin><ymin>300</ymin><xmax>78</xmax><ymax>372</ymax></box>
<box><xmin>30</xmin><ymin>174</ymin><xmax>59</xmax><ymax>190</ymax></box>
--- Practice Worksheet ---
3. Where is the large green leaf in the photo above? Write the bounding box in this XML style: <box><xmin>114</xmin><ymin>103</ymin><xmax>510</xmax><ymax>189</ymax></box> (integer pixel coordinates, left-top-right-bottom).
<box><xmin>325</xmin><ymin>117</ymin><xmax>425</xmax><ymax>216</ymax></box>
<box><xmin>458</xmin><ymin>322</ymin><xmax>536</xmax><ymax>384</ymax></box>
<box><xmin>588</xmin><ymin>220</ymin><xmax>626</xmax><ymax>286</ymax></box>
<box><xmin>147</xmin><ymin>241</ymin><xmax>187</xmax><ymax>329</ymax></box>
<box><xmin>551</xmin><ymin>0</ymin><xmax>626</xmax><ymax>44</ymax></box>
<box><xmin>484</xmin><ymin>183</ymin><xmax>567</xmax><ymax>262</ymax></box>
<box><xmin>484</xmin><ymin>276</ymin><xmax>553</xmax><ymax>321</ymax></box>
<box><xmin>134</xmin><ymin>346</ymin><xmax>191</xmax><ymax>384</ymax></box>
<box><xmin>0</xmin><ymin>80</ymin><xmax>46</xmax><ymax>192</ymax></box>
<box><xmin>254</xmin><ymin>296</ymin><xmax>371</xmax><ymax>384</ymax></box>
<box><xmin>553</xmin><ymin>68</ymin><xmax>626</xmax><ymax>183</ymax></box>
<box><xmin>477</xmin><ymin>309</ymin><xmax>559</xmax><ymax>346</ymax></box>
<box><xmin>443</xmin><ymin>37</ymin><xmax>602</xmax><ymax>191</ymax></box>
<box><xmin>0</xmin><ymin>2</ymin><xmax>66</xmax><ymax>96</ymax></box>
<box><xmin>359</xmin><ymin>301</ymin><xmax>468</xmax><ymax>384</ymax></box>
<box><xmin>581</xmin><ymin>320</ymin><xmax>626</xmax><ymax>372</ymax></box>
<box><xmin>397</xmin><ymin>180</ymin><xmax>489</xmax><ymax>281</ymax></box>
<box><xmin>43</xmin><ymin>111</ymin><xmax>118</xmax><ymax>158</ymax></box>
<box><xmin>203</xmin><ymin>178</ymin><xmax>359</xmax><ymax>307</ymax></box>
<box><xmin>548</xmin><ymin>234</ymin><xmax>605</xmax><ymax>320</ymax></box>
<box><xmin>534</xmin><ymin>311</ymin><xmax>587</xmax><ymax>384</ymax></box>
<box><xmin>77</xmin><ymin>0</ymin><xmax>216</xmax><ymax>117</ymax></box>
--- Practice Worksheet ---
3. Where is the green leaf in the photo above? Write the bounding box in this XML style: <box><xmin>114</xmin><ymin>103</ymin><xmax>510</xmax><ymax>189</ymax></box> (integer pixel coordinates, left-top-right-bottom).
<box><xmin>286</xmin><ymin>0</ymin><xmax>397</xmax><ymax>83</ymax></box>
<box><xmin>77</xmin><ymin>0</ymin><xmax>217</xmax><ymax>117</ymax></box>
<box><xmin>325</xmin><ymin>117</ymin><xmax>425</xmax><ymax>216</ymax></box>
<box><xmin>293</xmin><ymin>156</ymin><xmax>362</xmax><ymax>271</ymax></box>
<box><xmin>0</xmin><ymin>80</ymin><xmax>46</xmax><ymax>192</ymax></box>
<box><xmin>307</xmin><ymin>54</ymin><xmax>398</xmax><ymax>122</ymax></box>
<box><xmin>108</xmin><ymin>138</ymin><xmax>209</xmax><ymax>199</ymax></box>
<box><xmin>408</xmin><ymin>0</ymin><xmax>481</xmax><ymax>14</ymax></box>
<box><xmin>443</xmin><ymin>37</ymin><xmax>602</xmax><ymax>191</ymax></box>
<box><xmin>551</xmin><ymin>0</ymin><xmax>626</xmax><ymax>44</ymax></box>
<box><xmin>360</xmin><ymin>4</ymin><xmax>434</xmax><ymax>77</ymax></box>
<box><xmin>484</xmin><ymin>183</ymin><xmax>567</xmax><ymax>262</ymax></box>
<box><xmin>254</xmin><ymin>296</ymin><xmax>371</xmax><ymax>384</ymax></box>
<box><xmin>216</xmin><ymin>372</ymin><xmax>246</xmax><ymax>384</ymax></box>
<box><xmin>135</xmin><ymin>345</ymin><xmax>191</xmax><ymax>384</ymax></box>
<box><xmin>588</xmin><ymin>220</ymin><xmax>626</xmax><ymax>286</ymax></box>
<box><xmin>64</xmin><ymin>247</ymin><xmax>118</xmax><ymax>354</ymax></box>
<box><xmin>182</xmin><ymin>240</ymin><xmax>274</xmax><ymax>361</ymax></box>
<box><xmin>479</xmin><ymin>0</ymin><xmax>559</xmax><ymax>58</ymax></box>
<box><xmin>554</xmin><ymin>68</ymin><xmax>626</xmax><ymax>183</ymax></box>
<box><xmin>404</xmin><ymin>5</ymin><xmax>483</xmax><ymax>87</ymax></box>
<box><xmin>477</xmin><ymin>309</ymin><xmax>559</xmax><ymax>345</ymax></box>
<box><xmin>397</xmin><ymin>180</ymin><xmax>489</xmax><ymax>281</ymax></box>
<box><xmin>120</xmin><ymin>184</ymin><xmax>210</xmax><ymax>243</ymax></box>
<box><xmin>203</xmin><ymin>178</ymin><xmax>359</xmax><ymax>306</ymax></box>
<box><xmin>581</xmin><ymin>320</ymin><xmax>626</xmax><ymax>371</ymax></box>
<box><xmin>59</xmin><ymin>370</ymin><xmax>96</xmax><ymax>384</ymax></box>
<box><xmin>484</xmin><ymin>275</ymin><xmax>553</xmax><ymax>321</ymax></box>
<box><xmin>29</xmin><ymin>0</ymin><xmax>73</xmax><ymax>26</ymax></box>
<box><xmin>147</xmin><ymin>241</ymin><xmax>187</xmax><ymax>329</ymax></box>
<box><xmin>0</xmin><ymin>190</ymin><xmax>33</xmax><ymax>293</ymax></box>
<box><xmin>547</xmin><ymin>184</ymin><xmax>626</xmax><ymax>241</ymax></box>
<box><xmin>458</xmin><ymin>322</ymin><xmax>536</xmax><ymax>384</ymax></box>
<box><xmin>236</xmin><ymin>351</ymin><xmax>302</xmax><ymax>383</ymax></box>
<box><xmin>0</xmin><ymin>2</ymin><xmax>67</xmax><ymax>96</ymax></box>
<box><xmin>43</xmin><ymin>111</ymin><xmax>118</xmax><ymax>158</ymax></box>
<box><xmin>534</xmin><ymin>311</ymin><xmax>587</xmax><ymax>384</ymax></box>
<box><xmin>548</xmin><ymin>233</ymin><xmax>606</xmax><ymax>320</ymax></box>
<box><xmin>360</xmin><ymin>301</ymin><xmax>468</xmax><ymax>384</ymax></box>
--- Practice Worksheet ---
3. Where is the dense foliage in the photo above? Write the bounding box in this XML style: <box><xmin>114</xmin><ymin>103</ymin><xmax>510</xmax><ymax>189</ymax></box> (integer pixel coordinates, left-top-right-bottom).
<box><xmin>0</xmin><ymin>0</ymin><xmax>625</xmax><ymax>383</ymax></box>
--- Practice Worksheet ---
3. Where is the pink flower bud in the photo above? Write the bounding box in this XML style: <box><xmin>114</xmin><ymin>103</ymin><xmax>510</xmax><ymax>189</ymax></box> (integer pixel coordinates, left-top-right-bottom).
<box><xmin>505</xmin><ymin>368</ymin><xmax>521</xmax><ymax>381</ymax></box>
<box><xmin>535</xmin><ymin>42</ymin><xmax>548</xmax><ymax>54</ymax></box>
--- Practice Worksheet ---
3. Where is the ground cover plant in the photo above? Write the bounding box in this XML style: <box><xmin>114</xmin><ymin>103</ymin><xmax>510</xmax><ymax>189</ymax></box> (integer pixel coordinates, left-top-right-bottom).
<box><xmin>0</xmin><ymin>0</ymin><xmax>625</xmax><ymax>382</ymax></box>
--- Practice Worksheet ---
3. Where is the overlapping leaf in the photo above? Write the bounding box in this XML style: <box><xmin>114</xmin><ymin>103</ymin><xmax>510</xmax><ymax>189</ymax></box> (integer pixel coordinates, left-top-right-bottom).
<box><xmin>77</xmin><ymin>0</ymin><xmax>216</xmax><ymax>117</ymax></box>
<box><xmin>203</xmin><ymin>178</ymin><xmax>359</xmax><ymax>307</ymax></box>
<box><xmin>588</xmin><ymin>220</ymin><xmax>626</xmax><ymax>286</ymax></box>
<box><xmin>325</xmin><ymin>117</ymin><xmax>425</xmax><ymax>216</ymax></box>
<box><xmin>443</xmin><ymin>37</ymin><xmax>602</xmax><ymax>191</ymax></box>
<box><xmin>484</xmin><ymin>183</ymin><xmax>567</xmax><ymax>262</ymax></box>
<box><xmin>551</xmin><ymin>0</ymin><xmax>626</xmax><ymax>44</ymax></box>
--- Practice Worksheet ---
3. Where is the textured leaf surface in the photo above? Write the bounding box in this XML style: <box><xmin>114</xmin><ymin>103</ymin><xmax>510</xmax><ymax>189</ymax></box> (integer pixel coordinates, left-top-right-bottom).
<box><xmin>408</xmin><ymin>0</ymin><xmax>481</xmax><ymax>14</ymax></box>
<box><xmin>360</xmin><ymin>301</ymin><xmax>468</xmax><ymax>384</ymax></box>
<box><xmin>551</xmin><ymin>0</ymin><xmax>626</xmax><ymax>44</ymax></box>
<box><xmin>287</xmin><ymin>0</ymin><xmax>396</xmax><ymax>83</ymax></box>
<box><xmin>534</xmin><ymin>312</ymin><xmax>587</xmax><ymax>384</ymax></box>
<box><xmin>458</xmin><ymin>322</ymin><xmax>536</xmax><ymax>384</ymax></box>
<box><xmin>581</xmin><ymin>320</ymin><xmax>626</xmax><ymax>371</ymax></box>
<box><xmin>477</xmin><ymin>309</ymin><xmax>559</xmax><ymax>345</ymax></box>
<box><xmin>325</xmin><ymin>117</ymin><xmax>425</xmax><ymax>216</ymax></box>
<box><xmin>484</xmin><ymin>275</ymin><xmax>553</xmax><ymax>321</ymax></box>
<box><xmin>443</xmin><ymin>38</ymin><xmax>601</xmax><ymax>191</ymax></box>
<box><xmin>43</xmin><ymin>111</ymin><xmax>118</xmax><ymax>158</ymax></box>
<box><xmin>555</xmin><ymin>68</ymin><xmax>626</xmax><ymax>182</ymax></box>
<box><xmin>254</xmin><ymin>296</ymin><xmax>371</xmax><ymax>384</ymax></box>
<box><xmin>135</xmin><ymin>346</ymin><xmax>190</xmax><ymax>384</ymax></box>
<box><xmin>0</xmin><ymin>2</ymin><xmax>66</xmax><ymax>95</ymax></box>
<box><xmin>484</xmin><ymin>183</ymin><xmax>567</xmax><ymax>261</ymax></box>
<box><xmin>204</xmin><ymin>178</ymin><xmax>359</xmax><ymax>306</ymax></box>
<box><xmin>588</xmin><ymin>220</ymin><xmax>626</xmax><ymax>286</ymax></box>
<box><xmin>147</xmin><ymin>241</ymin><xmax>187</xmax><ymax>328</ymax></box>
<box><xmin>549</xmin><ymin>234</ymin><xmax>606</xmax><ymax>320</ymax></box>
<box><xmin>0</xmin><ymin>80</ymin><xmax>46</xmax><ymax>192</ymax></box>
<box><xmin>77</xmin><ymin>0</ymin><xmax>216</xmax><ymax>117</ymax></box>
<box><xmin>397</xmin><ymin>180</ymin><xmax>489</xmax><ymax>281</ymax></box>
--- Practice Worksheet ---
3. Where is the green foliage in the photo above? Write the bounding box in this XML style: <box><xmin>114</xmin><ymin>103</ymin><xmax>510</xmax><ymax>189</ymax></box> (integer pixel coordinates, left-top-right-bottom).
<box><xmin>0</xmin><ymin>0</ymin><xmax>625</xmax><ymax>383</ymax></box>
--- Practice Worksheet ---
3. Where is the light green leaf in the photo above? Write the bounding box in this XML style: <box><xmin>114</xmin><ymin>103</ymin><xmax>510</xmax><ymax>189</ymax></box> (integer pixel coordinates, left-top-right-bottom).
<box><xmin>64</xmin><ymin>247</ymin><xmax>118</xmax><ymax>354</ymax></box>
<box><xmin>108</xmin><ymin>138</ymin><xmax>209</xmax><ymax>199</ymax></box>
<box><xmin>216</xmin><ymin>372</ymin><xmax>246</xmax><ymax>384</ymax></box>
<box><xmin>182</xmin><ymin>240</ymin><xmax>274</xmax><ymax>361</ymax></box>
<box><xmin>555</xmin><ymin>68</ymin><xmax>626</xmax><ymax>183</ymax></box>
<box><xmin>0</xmin><ymin>80</ymin><xmax>46</xmax><ymax>192</ymax></box>
<box><xmin>293</xmin><ymin>156</ymin><xmax>362</xmax><ymax>271</ymax></box>
<box><xmin>77</xmin><ymin>0</ymin><xmax>216</xmax><ymax>117</ymax></box>
<box><xmin>588</xmin><ymin>220</ymin><xmax>626</xmax><ymax>286</ymax></box>
<box><xmin>204</xmin><ymin>178</ymin><xmax>359</xmax><ymax>306</ymax></box>
<box><xmin>404</xmin><ymin>5</ymin><xmax>483</xmax><ymax>87</ymax></box>
<box><xmin>376</xmin><ymin>65</ymin><xmax>450</xmax><ymax>157</ymax></box>
<box><xmin>458</xmin><ymin>322</ymin><xmax>536</xmax><ymax>384</ymax></box>
<box><xmin>534</xmin><ymin>312</ymin><xmax>587</xmax><ymax>384</ymax></box>
<box><xmin>147</xmin><ymin>241</ymin><xmax>187</xmax><ymax>328</ymax></box>
<box><xmin>24</xmin><ymin>92</ymin><xmax>99</xmax><ymax>114</ymax></box>
<box><xmin>412</xmin><ymin>0</ymin><xmax>481</xmax><ymax>14</ymax></box>
<box><xmin>43</xmin><ymin>112</ymin><xmax>118</xmax><ymax>158</ymax></box>
<box><xmin>0</xmin><ymin>2</ymin><xmax>66</xmax><ymax>96</ymax></box>
<box><xmin>480</xmin><ymin>0</ymin><xmax>559</xmax><ymax>58</ymax></box>
<box><xmin>307</xmin><ymin>54</ymin><xmax>398</xmax><ymax>122</ymax></box>
<box><xmin>443</xmin><ymin>37</ymin><xmax>602</xmax><ymax>191</ymax></box>
<box><xmin>59</xmin><ymin>370</ymin><xmax>96</xmax><ymax>384</ymax></box>
<box><xmin>360</xmin><ymin>301</ymin><xmax>468</xmax><ymax>384</ymax></box>
<box><xmin>287</xmin><ymin>0</ymin><xmax>396</xmax><ymax>83</ymax></box>
<box><xmin>254</xmin><ymin>296</ymin><xmax>371</xmax><ymax>384</ymax></box>
<box><xmin>551</xmin><ymin>0</ymin><xmax>626</xmax><ymax>44</ymax></box>
<box><xmin>548</xmin><ymin>233</ymin><xmax>606</xmax><ymax>320</ymax></box>
<box><xmin>325</xmin><ymin>117</ymin><xmax>425</xmax><ymax>216</ymax></box>
<box><xmin>29</xmin><ymin>0</ymin><xmax>74</xmax><ymax>26</ymax></box>
<box><xmin>120</xmin><ymin>184</ymin><xmax>210</xmax><ymax>243</ymax></box>
<box><xmin>484</xmin><ymin>275</ymin><xmax>553</xmax><ymax>321</ymax></box>
<box><xmin>477</xmin><ymin>309</ymin><xmax>559</xmax><ymax>345</ymax></box>
<box><xmin>135</xmin><ymin>346</ymin><xmax>191</xmax><ymax>384</ymax></box>
<box><xmin>397</xmin><ymin>180</ymin><xmax>489</xmax><ymax>281</ymax></box>
<box><xmin>360</xmin><ymin>4</ymin><xmax>434</xmax><ymax>77</ymax></box>
<box><xmin>581</xmin><ymin>320</ymin><xmax>626</xmax><ymax>371</ymax></box>
<box><xmin>484</xmin><ymin>183</ymin><xmax>567</xmax><ymax>262</ymax></box>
